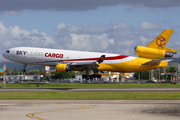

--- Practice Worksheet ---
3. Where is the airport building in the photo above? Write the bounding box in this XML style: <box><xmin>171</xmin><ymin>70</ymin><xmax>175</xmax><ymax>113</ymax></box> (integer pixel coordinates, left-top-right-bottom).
<box><xmin>0</xmin><ymin>75</ymin><xmax>43</xmax><ymax>82</ymax></box>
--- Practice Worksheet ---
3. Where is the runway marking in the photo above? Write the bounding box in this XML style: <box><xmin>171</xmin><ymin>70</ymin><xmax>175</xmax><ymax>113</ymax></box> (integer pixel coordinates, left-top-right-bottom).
<box><xmin>26</xmin><ymin>104</ymin><xmax>89</xmax><ymax>120</ymax></box>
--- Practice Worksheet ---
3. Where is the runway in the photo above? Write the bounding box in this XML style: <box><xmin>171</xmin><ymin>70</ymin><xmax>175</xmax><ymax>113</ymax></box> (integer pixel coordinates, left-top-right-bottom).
<box><xmin>1</xmin><ymin>88</ymin><xmax>180</xmax><ymax>91</ymax></box>
<box><xmin>0</xmin><ymin>100</ymin><xmax>180</xmax><ymax>120</ymax></box>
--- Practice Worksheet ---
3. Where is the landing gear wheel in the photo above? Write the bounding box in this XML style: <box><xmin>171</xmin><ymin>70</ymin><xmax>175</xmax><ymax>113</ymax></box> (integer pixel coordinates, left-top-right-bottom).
<box><xmin>97</xmin><ymin>75</ymin><xmax>101</xmax><ymax>78</ymax></box>
<box><xmin>82</xmin><ymin>75</ymin><xmax>91</xmax><ymax>80</ymax></box>
<box><xmin>21</xmin><ymin>64</ymin><xmax>27</xmax><ymax>73</ymax></box>
<box><xmin>22</xmin><ymin>69</ymin><xmax>26</xmax><ymax>72</ymax></box>
<box><xmin>92</xmin><ymin>74</ymin><xmax>102</xmax><ymax>78</ymax></box>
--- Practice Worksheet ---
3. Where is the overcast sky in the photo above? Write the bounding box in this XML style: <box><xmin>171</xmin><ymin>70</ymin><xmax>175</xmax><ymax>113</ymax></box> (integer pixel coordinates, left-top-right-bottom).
<box><xmin>0</xmin><ymin>0</ymin><xmax>180</xmax><ymax>61</ymax></box>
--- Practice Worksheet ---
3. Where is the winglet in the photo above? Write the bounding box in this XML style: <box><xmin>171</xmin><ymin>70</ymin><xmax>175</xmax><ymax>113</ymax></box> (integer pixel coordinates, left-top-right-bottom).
<box><xmin>97</xmin><ymin>55</ymin><xmax>105</xmax><ymax>63</ymax></box>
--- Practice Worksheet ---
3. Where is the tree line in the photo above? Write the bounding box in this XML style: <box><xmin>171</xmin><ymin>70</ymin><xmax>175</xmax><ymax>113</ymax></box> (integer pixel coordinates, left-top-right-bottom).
<box><xmin>134</xmin><ymin>66</ymin><xmax>177</xmax><ymax>81</ymax></box>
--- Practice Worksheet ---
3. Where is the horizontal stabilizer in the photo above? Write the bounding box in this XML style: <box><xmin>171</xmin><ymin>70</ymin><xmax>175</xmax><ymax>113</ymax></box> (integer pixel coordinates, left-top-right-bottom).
<box><xmin>162</xmin><ymin>59</ymin><xmax>173</xmax><ymax>62</ymax></box>
<box><xmin>161</xmin><ymin>48</ymin><xmax>177</xmax><ymax>54</ymax></box>
<box><xmin>142</xmin><ymin>59</ymin><xmax>161</xmax><ymax>65</ymax></box>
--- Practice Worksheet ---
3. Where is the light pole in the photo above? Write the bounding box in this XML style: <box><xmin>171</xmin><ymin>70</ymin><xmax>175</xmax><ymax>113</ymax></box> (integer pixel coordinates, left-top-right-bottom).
<box><xmin>3</xmin><ymin>60</ymin><xmax>6</xmax><ymax>88</ymax></box>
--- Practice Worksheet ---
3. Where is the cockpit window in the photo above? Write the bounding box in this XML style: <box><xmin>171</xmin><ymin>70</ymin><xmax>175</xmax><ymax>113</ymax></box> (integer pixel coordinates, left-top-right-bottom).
<box><xmin>6</xmin><ymin>50</ymin><xmax>10</xmax><ymax>53</ymax></box>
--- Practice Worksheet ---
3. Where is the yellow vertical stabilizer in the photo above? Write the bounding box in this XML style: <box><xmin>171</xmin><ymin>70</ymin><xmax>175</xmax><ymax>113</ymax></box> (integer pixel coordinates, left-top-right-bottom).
<box><xmin>146</xmin><ymin>29</ymin><xmax>174</xmax><ymax>49</ymax></box>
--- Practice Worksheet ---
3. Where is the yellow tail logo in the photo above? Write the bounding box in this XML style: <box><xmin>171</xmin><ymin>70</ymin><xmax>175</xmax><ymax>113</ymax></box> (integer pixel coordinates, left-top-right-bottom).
<box><xmin>147</xmin><ymin>29</ymin><xmax>174</xmax><ymax>49</ymax></box>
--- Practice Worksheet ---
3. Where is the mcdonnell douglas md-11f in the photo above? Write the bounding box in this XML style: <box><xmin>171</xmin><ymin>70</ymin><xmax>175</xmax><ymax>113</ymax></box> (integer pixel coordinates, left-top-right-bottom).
<box><xmin>3</xmin><ymin>29</ymin><xmax>177</xmax><ymax>79</ymax></box>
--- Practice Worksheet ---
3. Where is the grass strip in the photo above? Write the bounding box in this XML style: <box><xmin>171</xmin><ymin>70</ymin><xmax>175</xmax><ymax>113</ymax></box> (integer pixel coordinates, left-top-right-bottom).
<box><xmin>0</xmin><ymin>83</ymin><xmax>180</xmax><ymax>88</ymax></box>
<box><xmin>0</xmin><ymin>91</ymin><xmax>180</xmax><ymax>99</ymax></box>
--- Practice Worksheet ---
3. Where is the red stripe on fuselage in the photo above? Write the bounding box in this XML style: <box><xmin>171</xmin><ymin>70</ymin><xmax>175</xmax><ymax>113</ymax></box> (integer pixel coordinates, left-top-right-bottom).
<box><xmin>104</xmin><ymin>55</ymin><xmax>128</xmax><ymax>60</ymax></box>
<box><xmin>63</xmin><ymin>55</ymin><xmax>128</xmax><ymax>61</ymax></box>
<box><xmin>32</xmin><ymin>55</ymin><xmax>128</xmax><ymax>64</ymax></box>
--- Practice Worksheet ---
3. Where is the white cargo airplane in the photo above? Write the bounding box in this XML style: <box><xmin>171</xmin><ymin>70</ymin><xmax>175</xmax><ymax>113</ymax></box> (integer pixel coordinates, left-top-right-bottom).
<box><xmin>2</xmin><ymin>29</ymin><xmax>177</xmax><ymax>79</ymax></box>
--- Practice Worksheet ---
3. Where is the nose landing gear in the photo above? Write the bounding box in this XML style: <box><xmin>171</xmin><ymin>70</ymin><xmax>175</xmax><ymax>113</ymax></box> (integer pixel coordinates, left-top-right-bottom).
<box><xmin>21</xmin><ymin>64</ymin><xmax>27</xmax><ymax>72</ymax></box>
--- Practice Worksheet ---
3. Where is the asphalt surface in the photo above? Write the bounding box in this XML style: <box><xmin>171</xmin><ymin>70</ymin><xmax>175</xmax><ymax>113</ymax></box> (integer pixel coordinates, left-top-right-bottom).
<box><xmin>1</xmin><ymin>88</ymin><xmax>180</xmax><ymax>119</ymax></box>
<box><xmin>1</xmin><ymin>88</ymin><xmax>180</xmax><ymax>91</ymax></box>
<box><xmin>0</xmin><ymin>100</ymin><xmax>180</xmax><ymax>120</ymax></box>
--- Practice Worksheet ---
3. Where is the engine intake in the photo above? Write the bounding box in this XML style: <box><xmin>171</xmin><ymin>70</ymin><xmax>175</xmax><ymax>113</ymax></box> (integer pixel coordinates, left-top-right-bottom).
<box><xmin>134</xmin><ymin>46</ymin><xmax>174</xmax><ymax>59</ymax></box>
<box><xmin>56</xmin><ymin>63</ymin><xmax>74</xmax><ymax>72</ymax></box>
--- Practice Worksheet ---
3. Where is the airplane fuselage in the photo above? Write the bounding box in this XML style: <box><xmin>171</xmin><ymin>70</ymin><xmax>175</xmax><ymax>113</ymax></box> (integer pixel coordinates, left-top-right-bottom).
<box><xmin>3</xmin><ymin>47</ymin><xmax>168</xmax><ymax>72</ymax></box>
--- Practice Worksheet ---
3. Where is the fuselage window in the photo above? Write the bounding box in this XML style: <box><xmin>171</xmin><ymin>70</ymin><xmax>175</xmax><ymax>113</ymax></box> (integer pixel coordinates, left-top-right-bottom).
<box><xmin>6</xmin><ymin>50</ymin><xmax>10</xmax><ymax>53</ymax></box>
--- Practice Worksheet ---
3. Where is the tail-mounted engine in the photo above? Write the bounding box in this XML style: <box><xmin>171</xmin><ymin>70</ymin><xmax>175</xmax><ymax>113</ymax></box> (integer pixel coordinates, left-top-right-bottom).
<box><xmin>134</xmin><ymin>46</ymin><xmax>176</xmax><ymax>59</ymax></box>
<box><xmin>56</xmin><ymin>63</ymin><xmax>74</xmax><ymax>72</ymax></box>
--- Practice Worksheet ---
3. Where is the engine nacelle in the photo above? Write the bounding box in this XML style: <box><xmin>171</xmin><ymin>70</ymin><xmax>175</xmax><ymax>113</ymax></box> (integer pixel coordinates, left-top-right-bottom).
<box><xmin>134</xmin><ymin>46</ymin><xmax>173</xmax><ymax>59</ymax></box>
<box><xmin>56</xmin><ymin>63</ymin><xmax>74</xmax><ymax>72</ymax></box>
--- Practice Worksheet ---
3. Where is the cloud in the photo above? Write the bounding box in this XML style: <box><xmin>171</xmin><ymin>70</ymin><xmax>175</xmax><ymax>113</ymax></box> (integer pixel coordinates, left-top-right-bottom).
<box><xmin>0</xmin><ymin>0</ymin><xmax>180</xmax><ymax>13</ymax></box>
<box><xmin>2</xmin><ymin>11</ymin><xmax>21</xmax><ymax>15</ymax></box>
<box><xmin>53</xmin><ymin>21</ymin><xmax>154</xmax><ymax>55</ymax></box>
<box><xmin>0</xmin><ymin>21</ymin><xmax>56</xmax><ymax>50</ymax></box>
<box><xmin>54</xmin><ymin>23</ymin><xmax>114</xmax><ymax>52</ymax></box>
<box><xmin>66</xmin><ymin>34</ymin><xmax>113</xmax><ymax>51</ymax></box>
<box><xmin>139</xmin><ymin>21</ymin><xmax>161</xmax><ymax>30</ymax></box>
<box><xmin>126</xmin><ymin>3</ymin><xmax>153</xmax><ymax>11</ymax></box>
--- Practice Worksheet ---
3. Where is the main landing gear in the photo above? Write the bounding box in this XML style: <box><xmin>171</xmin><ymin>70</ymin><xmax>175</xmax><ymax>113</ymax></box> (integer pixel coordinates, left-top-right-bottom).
<box><xmin>82</xmin><ymin>74</ymin><xmax>101</xmax><ymax>80</ymax></box>
<box><xmin>82</xmin><ymin>66</ymin><xmax>102</xmax><ymax>80</ymax></box>
<box><xmin>21</xmin><ymin>64</ymin><xmax>27</xmax><ymax>72</ymax></box>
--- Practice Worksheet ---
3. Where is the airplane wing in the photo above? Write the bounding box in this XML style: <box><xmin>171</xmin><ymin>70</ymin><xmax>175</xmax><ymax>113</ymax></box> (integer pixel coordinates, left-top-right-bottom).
<box><xmin>142</xmin><ymin>59</ymin><xmax>161</xmax><ymax>65</ymax></box>
<box><xmin>70</xmin><ymin>55</ymin><xmax>106</xmax><ymax>69</ymax></box>
<box><xmin>71</xmin><ymin>55</ymin><xmax>106</xmax><ymax>66</ymax></box>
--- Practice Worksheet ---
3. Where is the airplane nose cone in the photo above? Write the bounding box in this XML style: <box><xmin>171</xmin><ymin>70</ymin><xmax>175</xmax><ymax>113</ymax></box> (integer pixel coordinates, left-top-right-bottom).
<box><xmin>2</xmin><ymin>53</ymin><xmax>6</xmax><ymax>58</ymax></box>
<box><xmin>2</xmin><ymin>53</ymin><xmax>8</xmax><ymax>59</ymax></box>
